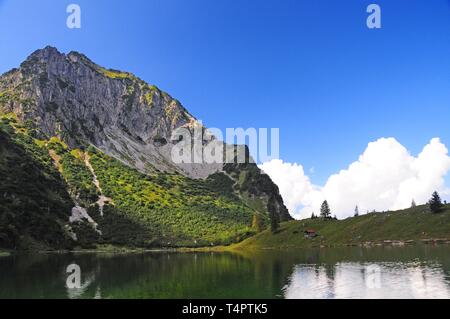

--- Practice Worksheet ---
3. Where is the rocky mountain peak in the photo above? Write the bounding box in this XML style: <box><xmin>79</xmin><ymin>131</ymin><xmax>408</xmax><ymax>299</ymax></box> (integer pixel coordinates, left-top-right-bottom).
<box><xmin>0</xmin><ymin>46</ymin><xmax>292</xmax><ymax>221</ymax></box>
<box><xmin>2</xmin><ymin>46</ymin><xmax>201</xmax><ymax>174</ymax></box>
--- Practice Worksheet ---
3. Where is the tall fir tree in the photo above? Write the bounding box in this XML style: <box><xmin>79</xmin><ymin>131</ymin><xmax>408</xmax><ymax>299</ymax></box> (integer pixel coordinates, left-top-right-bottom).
<box><xmin>428</xmin><ymin>191</ymin><xmax>443</xmax><ymax>213</ymax></box>
<box><xmin>320</xmin><ymin>200</ymin><xmax>331</xmax><ymax>219</ymax></box>
<box><xmin>268</xmin><ymin>196</ymin><xmax>280</xmax><ymax>232</ymax></box>
<box><xmin>411</xmin><ymin>199</ymin><xmax>417</xmax><ymax>208</ymax></box>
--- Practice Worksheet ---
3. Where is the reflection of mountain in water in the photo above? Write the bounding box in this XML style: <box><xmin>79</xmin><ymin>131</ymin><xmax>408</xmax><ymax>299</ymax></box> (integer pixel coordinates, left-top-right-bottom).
<box><xmin>0</xmin><ymin>246</ymin><xmax>449</xmax><ymax>299</ymax></box>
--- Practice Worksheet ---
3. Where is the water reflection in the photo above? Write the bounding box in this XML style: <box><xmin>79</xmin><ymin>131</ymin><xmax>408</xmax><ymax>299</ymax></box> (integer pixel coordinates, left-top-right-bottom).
<box><xmin>65</xmin><ymin>264</ymin><xmax>99</xmax><ymax>299</ymax></box>
<box><xmin>284</xmin><ymin>262</ymin><xmax>450</xmax><ymax>299</ymax></box>
<box><xmin>0</xmin><ymin>246</ymin><xmax>449</xmax><ymax>299</ymax></box>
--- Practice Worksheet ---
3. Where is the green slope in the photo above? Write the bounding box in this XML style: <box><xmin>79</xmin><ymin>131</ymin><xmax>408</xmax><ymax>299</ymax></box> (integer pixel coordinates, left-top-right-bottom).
<box><xmin>234</xmin><ymin>205</ymin><xmax>450</xmax><ymax>250</ymax></box>
<box><xmin>2</xmin><ymin>112</ymin><xmax>449</xmax><ymax>251</ymax></box>
<box><xmin>86</xmin><ymin>148</ymin><xmax>260</xmax><ymax>247</ymax></box>
<box><xmin>0</xmin><ymin>116</ymin><xmax>74</xmax><ymax>250</ymax></box>
<box><xmin>0</xmin><ymin>115</ymin><xmax>265</xmax><ymax>249</ymax></box>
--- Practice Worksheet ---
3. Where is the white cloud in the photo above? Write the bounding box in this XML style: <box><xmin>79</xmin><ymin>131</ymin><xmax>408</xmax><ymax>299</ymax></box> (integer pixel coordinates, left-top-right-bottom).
<box><xmin>259</xmin><ymin>138</ymin><xmax>450</xmax><ymax>220</ymax></box>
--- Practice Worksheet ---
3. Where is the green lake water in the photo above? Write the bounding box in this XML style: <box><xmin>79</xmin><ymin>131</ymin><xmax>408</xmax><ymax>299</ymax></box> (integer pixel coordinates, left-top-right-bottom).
<box><xmin>0</xmin><ymin>246</ymin><xmax>449</xmax><ymax>299</ymax></box>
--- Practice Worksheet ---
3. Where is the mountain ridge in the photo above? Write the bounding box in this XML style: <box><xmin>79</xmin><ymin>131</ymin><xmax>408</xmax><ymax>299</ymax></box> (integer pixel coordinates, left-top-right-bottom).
<box><xmin>0</xmin><ymin>46</ymin><xmax>291</xmax><ymax>250</ymax></box>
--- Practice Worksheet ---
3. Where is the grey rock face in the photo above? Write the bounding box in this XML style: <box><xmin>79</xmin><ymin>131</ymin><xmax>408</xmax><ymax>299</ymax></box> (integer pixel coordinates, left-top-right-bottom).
<box><xmin>0</xmin><ymin>46</ymin><xmax>292</xmax><ymax>220</ymax></box>
<box><xmin>0</xmin><ymin>46</ymin><xmax>208</xmax><ymax>176</ymax></box>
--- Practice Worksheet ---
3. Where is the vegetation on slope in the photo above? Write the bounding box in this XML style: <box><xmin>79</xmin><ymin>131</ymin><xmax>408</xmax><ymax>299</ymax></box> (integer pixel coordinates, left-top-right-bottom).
<box><xmin>234</xmin><ymin>204</ymin><xmax>450</xmax><ymax>250</ymax></box>
<box><xmin>0</xmin><ymin>114</ymin><xmax>266</xmax><ymax>250</ymax></box>
<box><xmin>0</xmin><ymin>115</ymin><xmax>74</xmax><ymax>250</ymax></box>
<box><xmin>87</xmin><ymin>148</ymin><xmax>260</xmax><ymax>247</ymax></box>
<box><xmin>2</xmin><ymin>113</ymin><xmax>448</xmax><ymax>252</ymax></box>
<box><xmin>224</xmin><ymin>160</ymin><xmax>291</xmax><ymax>223</ymax></box>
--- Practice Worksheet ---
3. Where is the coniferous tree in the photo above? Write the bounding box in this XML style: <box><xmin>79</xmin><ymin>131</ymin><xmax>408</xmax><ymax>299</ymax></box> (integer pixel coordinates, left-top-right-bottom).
<box><xmin>320</xmin><ymin>200</ymin><xmax>331</xmax><ymax>219</ymax></box>
<box><xmin>411</xmin><ymin>199</ymin><xmax>417</xmax><ymax>208</ymax></box>
<box><xmin>268</xmin><ymin>196</ymin><xmax>280</xmax><ymax>232</ymax></box>
<box><xmin>311</xmin><ymin>212</ymin><xmax>316</xmax><ymax>219</ymax></box>
<box><xmin>428</xmin><ymin>191</ymin><xmax>443</xmax><ymax>213</ymax></box>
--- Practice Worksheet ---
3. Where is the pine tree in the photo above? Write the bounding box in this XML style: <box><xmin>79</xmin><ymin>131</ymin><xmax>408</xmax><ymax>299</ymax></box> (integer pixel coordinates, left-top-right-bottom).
<box><xmin>354</xmin><ymin>205</ymin><xmax>359</xmax><ymax>217</ymax></box>
<box><xmin>320</xmin><ymin>200</ymin><xmax>331</xmax><ymax>219</ymax></box>
<box><xmin>311</xmin><ymin>212</ymin><xmax>316</xmax><ymax>219</ymax></box>
<box><xmin>252</xmin><ymin>212</ymin><xmax>265</xmax><ymax>233</ymax></box>
<box><xmin>268</xmin><ymin>196</ymin><xmax>280</xmax><ymax>232</ymax></box>
<box><xmin>411</xmin><ymin>199</ymin><xmax>417</xmax><ymax>208</ymax></box>
<box><xmin>428</xmin><ymin>191</ymin><xmax>443</xmax><ymax>213</ymax></box>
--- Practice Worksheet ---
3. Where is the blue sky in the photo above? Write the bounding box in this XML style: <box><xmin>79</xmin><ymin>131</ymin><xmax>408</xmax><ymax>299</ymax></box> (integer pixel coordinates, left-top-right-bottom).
<box><xmin>1</xmin><ymin>0</ymin><xmax>450</xmax><ymax>187</ymax></box>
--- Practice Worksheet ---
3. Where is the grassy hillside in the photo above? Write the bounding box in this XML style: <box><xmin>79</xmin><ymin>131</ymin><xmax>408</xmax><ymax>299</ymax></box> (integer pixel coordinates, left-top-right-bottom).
<box><xmin>234</xmin><ymin>205</ymin><xmax>450</xmax><ymax>250</ymax></box>
<box><xmin>0</xmin><ymin>115</ymin><xmax>266</xmax><ymax>250</ymax></box>
<box><xmin>86</xmin><ymin>148</ymin><xmax>261</xmax><ymax>247</ymax></box>
<box><xmin>2</xmin><ymin>112</ymin><xmax>449</xmax><ymax>251</ymax></box>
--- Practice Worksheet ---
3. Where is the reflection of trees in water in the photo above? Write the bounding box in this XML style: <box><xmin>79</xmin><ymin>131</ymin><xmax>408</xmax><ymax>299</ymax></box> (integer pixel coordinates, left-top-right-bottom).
<box><xmin>284</xmin><ymin>261</ymin><xmax>450</xmax><ymax>299</ymax></box>
<box><xmin>91</xmin><ymin>252</ymin><xmax>259</xmax><ymax>298</ymax></box>
<box><xmin>324</xmin><ymin>264</ymin><xmax>335</xmax><ymax>281</ymax></box>
<box><xmin>1</xmin><ymin>246</ymin><xmax>450</xmax><ymax>298</ymax></box>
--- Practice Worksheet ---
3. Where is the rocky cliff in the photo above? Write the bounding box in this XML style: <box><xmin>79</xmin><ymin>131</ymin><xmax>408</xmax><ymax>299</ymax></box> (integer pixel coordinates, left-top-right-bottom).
<box><xmin>0</xmin><ymin>46</ymin><xmax>291</xmax><ymax>249</ymax></box>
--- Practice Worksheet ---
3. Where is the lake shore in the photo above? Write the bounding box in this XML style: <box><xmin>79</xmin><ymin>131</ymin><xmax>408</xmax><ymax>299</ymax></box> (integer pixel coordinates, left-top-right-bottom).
<box><xmin>2</xmin><ymin>238</ymin><xmax>450</xmax><ymax>256</ymax></box>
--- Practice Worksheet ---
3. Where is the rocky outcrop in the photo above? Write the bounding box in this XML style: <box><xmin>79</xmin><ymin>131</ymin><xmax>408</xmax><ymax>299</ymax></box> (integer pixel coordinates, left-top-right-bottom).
<box><xmin>0</xmin><ymin>46</ymin><xmax>199</xmax><ymax>175</ymax></box>
<box><xmin>224</xmin><ymin>161</ymin><xmax>292</xmax><ymax>222</ymax></box>
<box><xmin>0</xmin><ymin>46</ymin><xmax>292</xmax><ymax>221</ymax></box>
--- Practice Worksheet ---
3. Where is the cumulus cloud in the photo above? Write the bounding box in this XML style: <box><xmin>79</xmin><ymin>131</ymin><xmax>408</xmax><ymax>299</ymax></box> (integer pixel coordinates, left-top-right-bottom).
<box><xmin>259</xmin><ymin>138</ymin><xmax>450</xmax><ymax>220</ymax></box>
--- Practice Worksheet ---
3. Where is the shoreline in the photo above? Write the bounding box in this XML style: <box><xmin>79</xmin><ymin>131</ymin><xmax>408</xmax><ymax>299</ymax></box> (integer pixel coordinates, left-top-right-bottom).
<box><xmin>2</xmin><ymin>238</ymin><xmax>450</xmax><ymax>256</ymax></box>
<box><xmin>234</xmin><ymin>240</ymin><xmax>450</xmax><ymax>251</ymax></box>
